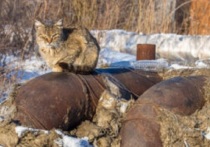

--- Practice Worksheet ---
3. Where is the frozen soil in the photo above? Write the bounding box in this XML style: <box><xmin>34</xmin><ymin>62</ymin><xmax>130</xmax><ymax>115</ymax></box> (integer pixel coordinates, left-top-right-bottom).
<box><xmin>158</xmin><ymin>99</ymin><xmax>210</xmax><ymax>147</ymax></box>
<box><xmin>0</xmin><ymin>125</ymin><xmax>60</xmax><ymax>147</ymax></box>
<box><xmin>0</xmin><ymin>68</ymin><xmax>210</xmax><ymax>146</ymax></box>
<box><xmin>158</xmin><ymin>68</ymin><xmax>210</xmax><ymax>147</ymax></box>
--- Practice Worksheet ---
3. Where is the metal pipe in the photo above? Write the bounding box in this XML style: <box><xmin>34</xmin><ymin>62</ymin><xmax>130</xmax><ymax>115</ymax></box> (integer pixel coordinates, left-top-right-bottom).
<box><xmin>136</xmin><ymin>44</ymin><xmax>156</xmax><ymax>60</ymax></box>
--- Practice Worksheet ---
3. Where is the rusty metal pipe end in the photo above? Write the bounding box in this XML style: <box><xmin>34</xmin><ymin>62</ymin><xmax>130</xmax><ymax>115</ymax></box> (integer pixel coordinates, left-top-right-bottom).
<box><xmin>136</xmin><ymin>44</ymin><xmax>156</xmax><ymax>60</ymax></box>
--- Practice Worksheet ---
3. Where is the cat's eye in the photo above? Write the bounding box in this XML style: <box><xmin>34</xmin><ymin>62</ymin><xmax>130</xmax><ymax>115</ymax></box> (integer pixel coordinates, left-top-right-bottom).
<box><xmin>39</xmin><ymin>35</ymin><xmax>47</xmax><ymax>39</ymax></box>
<box><xmin>38</xmin><ymin>35</ymin><xmax>50</xmax><ymax>42</ymax></box>
<box><xmin>52</xmin><ymin>34</ymin><xmax>59</xmax><ymax>39</ymax></box>
<box><xmin>42</xmin><ymin>36</ymin><xmax>47</xmax><ymax>39</ymax></box>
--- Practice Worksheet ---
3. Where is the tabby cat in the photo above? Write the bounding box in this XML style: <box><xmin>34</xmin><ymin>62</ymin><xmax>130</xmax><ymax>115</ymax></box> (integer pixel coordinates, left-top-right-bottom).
<box><xmin>35</xmin><ymin>19</ymin><xmax>100</xmax><ymax>73</ymax></box>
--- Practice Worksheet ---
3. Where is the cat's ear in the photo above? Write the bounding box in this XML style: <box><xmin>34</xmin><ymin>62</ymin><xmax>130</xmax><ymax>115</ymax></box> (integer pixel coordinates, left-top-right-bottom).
<box><xmin>55</xmin><ymin>19</ymin><xmax>63</xmax><ymax>28</ymax></box>
<box><xmin>35</xmin><ymin>19</ymin><xmax>44</xmax><ymax>29</ymax></box>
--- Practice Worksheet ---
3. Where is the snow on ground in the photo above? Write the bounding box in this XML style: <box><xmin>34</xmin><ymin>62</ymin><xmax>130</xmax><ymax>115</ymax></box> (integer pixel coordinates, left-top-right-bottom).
<box><xmin>92</xmin><ymin>30</ymin><xmax>210</xmax><ymax>60</ymax></box>
<box><xmin>1</xmin><ymin>30</ymin><xmax>210</xmax><ymax>83</ymax></box>
<box><xmin>15</xmin><ymin>126</ymin><xmax>92</xmax><ymax>147</ymax></box>
<box><xmin>1</xmin><ymin>29</ymin><xmax>210</xmax><ymax>145</ymax></box>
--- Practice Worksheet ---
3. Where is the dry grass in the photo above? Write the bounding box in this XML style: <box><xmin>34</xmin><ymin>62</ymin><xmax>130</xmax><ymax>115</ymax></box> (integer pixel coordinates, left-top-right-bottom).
<box><xmin>0</xmin><ymin>0</ymin><xmax>209</xmax><ymax>56</ymax></box>
<box><xmin>189</xmin><ymin>0</ymin><xmax>210</xmax><ymax>34</ymax></box>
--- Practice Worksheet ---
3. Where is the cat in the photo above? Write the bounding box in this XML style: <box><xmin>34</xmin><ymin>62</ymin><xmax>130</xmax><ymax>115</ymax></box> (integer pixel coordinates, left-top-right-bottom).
<box><xmin>35</xmin><ymin>19</ymin><xmax>100</xmax><ymax>74</ymax></box>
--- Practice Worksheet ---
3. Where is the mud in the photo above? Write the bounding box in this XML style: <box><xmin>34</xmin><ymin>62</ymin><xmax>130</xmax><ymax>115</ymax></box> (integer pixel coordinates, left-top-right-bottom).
<box><xmin>0</xmin><ymin>124</ymin><xmax>61</xmax><ymax>147</ymax></box>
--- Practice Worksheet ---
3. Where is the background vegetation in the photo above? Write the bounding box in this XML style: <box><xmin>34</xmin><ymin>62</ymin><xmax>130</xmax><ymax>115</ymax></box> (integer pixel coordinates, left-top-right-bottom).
<box><xmin>0</xmin><ymin>0</ymin><xmax>209</xmax><ymax>56</ymax></box>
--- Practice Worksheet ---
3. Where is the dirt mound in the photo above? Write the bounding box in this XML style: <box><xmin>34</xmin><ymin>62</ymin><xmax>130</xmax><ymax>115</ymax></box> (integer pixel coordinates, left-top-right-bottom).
<box><xmin>160</xmin><ymin>68</ymin><xmax>210</xmax><ymax>80</ymax></box>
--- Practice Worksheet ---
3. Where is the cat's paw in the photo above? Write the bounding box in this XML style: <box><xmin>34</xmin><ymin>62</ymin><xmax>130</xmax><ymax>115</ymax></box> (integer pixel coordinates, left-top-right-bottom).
<box><xmin>52</xmin><ymin>66</ymin><xmax>63</xmax><ymax>72</ymax></box>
